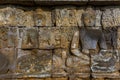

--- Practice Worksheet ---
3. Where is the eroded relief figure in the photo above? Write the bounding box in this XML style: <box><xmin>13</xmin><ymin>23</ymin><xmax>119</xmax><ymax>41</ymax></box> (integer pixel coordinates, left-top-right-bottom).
<box><xmin>67</xmin><ymin>7</ymin><xmax>107</xmax><ymax>74</ymax></box>
<box><xmin>67</xmin><ymin>7</ymin><xmax>119</xmax><ymax>78</ymax></box>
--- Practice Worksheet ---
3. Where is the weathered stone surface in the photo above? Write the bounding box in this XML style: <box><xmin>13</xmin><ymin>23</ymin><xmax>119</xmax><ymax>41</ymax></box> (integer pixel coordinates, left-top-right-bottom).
<box><xmin>0</xmin><ymin>48</ymin><xmax>16</xmax><ymax>74</ymax></box>
<box><xmin>61</xmin><ymin>27</ymin><xmax>78</xmax><ymax>49</ymax></box>
<box><xmin>112</xmin><ymin>7</ymin><xmax>120</xmax><ymax>27</ymax></box>
<box><xmin>91</xmin><ymin>50</ymin><xmax>119</xmax><ymax>78</ymax></box>
<box><xmin>66</xmin><ymin>53</ymin><xmax>90</xmax><ymax>74</ymax></box>
<box><xmin>17</xmin><ymin>49</ymin><xmax>52</xmax><ymax>75</ymax></box>
<box><xmin>54</xmin><ymin>6</ymin><xmax>77</xmax><ymax>27</ymax></box>
<box><xmin>76</xmin><ymin>7</ymin><xmax>84</xmax><ymax>27</ymax></box>
<box><xmin>52</xmin><ymin>78</ymin><xmax>68</xmax><ymax>80</ymax></box>
<box><xmin>34</xmin><ymin>8</ymin><xmax>52</xmax><ymax>27</ymax></box>
<box><xmin>0</xmin><ymin>7</ymin><xmax>16</xmax><ymax>26</ymax></box>
<box><xmin>22</xmin><ymin>11</ymin><xmax>34</xmax><ymax>27</ymax></box>
<box><xmin>102</xmin><ymin>8</ymin><xmax>114</xmax><ymax>29</ymax></box>
<box><xmin>69</xmin><ymin>78</ymin><xmax>90</xmax><ymax>80</ymax></box>
<box><xmin>18</xmin><ymin>27</ymin><xmax>39</xmax><ymax>49</ymax></box>
<box><xmin>95</xmin><ymin>8</ymin><xmax>102</xmax><ymax>27</ymax></box>
<box><xmin>0</xmin><ymin>7</ymin><xmax>34</xmax><ymax>27</ymax></box>
<box><xmin>52</xmin><ymin>49</ymin><xmax>68</xmax><ymax>77</ymax></box>
<box><xmin>39</xmin><ymin>27</ymin><xmax>61</xmax><ymax>49</ymax></box>
<box><xmin>0</xmin><ymin>53</ymin><xmax>9</xmax><ymax>74</ymax></box>
<box><xmin>117</xmin><ymin>27</ymin><xmax>120</xmax><ymax>49</ymax></box>
<box><xmin>92</xmin><ymin>78</ymin><xmax>105</xmax><ymax>80</ymax></box>
<box><xmin>0</xmin><ymin>27</ymin><xmax>17</xmax><ymax>48</ymax></box>
<box><xmin>103</xmin><ymin>27</ymin><xmax>117</xmax><ymax>49</ymax></box>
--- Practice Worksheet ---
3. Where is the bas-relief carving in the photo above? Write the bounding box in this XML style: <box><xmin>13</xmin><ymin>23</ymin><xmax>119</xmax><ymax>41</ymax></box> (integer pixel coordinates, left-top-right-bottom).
<box><xmin>0</xmin><ymin>6</ymin><xmax>119</xmax><ymax>79</ymax></box>
<box><xmin>54</xmin><ymin>6</ymin><xmax>77</xmax><ymax>27</ymax></box>
<box><xmin>0</xmin><ymin>27</ymin><xmax>17</xmax><ymax>48</ymax></box>
<box><xmin>39</xmin><ymin>27</ymin><xmax>61</xmax><ymax>49</ymax></box>
<box><xmin>17</xmin><ymin>49</ymin><xmax>52</xmax><ymax>74</ymax></box>
<box><xmin>70</xmin><ymin>7</ymin><xmax>119</xmax><ymax>78</ymax></box>
<box><xmin>21</xmin><ymin>27</ymin><xmax>39</xmax><ymax>49</ymax></box>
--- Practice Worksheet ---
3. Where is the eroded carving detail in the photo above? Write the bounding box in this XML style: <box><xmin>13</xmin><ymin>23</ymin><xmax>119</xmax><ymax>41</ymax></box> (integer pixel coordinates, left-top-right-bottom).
<box><xmin>17</xmin><ymin>49</ymin><xmax>52</xmax><ymax>74</ymax></box>
<box><xmin>39</xmin><ymin>27</ymin><xmax>61</xmax><ymax>49</ymax></box>
<box><xmin>21</xmin><ymin>28</ymin><xmax>39</xmax><ymax>49</ymax></box>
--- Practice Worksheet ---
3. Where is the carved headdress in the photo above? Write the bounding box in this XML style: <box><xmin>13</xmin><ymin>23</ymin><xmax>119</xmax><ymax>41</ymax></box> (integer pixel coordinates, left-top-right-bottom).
<box><xmin>82</xmin><ymin>7</ymin><xmax>96</xmax><ymax>27</ymax></box>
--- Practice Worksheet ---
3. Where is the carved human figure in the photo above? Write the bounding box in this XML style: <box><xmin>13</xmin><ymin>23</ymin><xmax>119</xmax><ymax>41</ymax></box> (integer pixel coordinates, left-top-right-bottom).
<box><xmin>67</xmin><ymin>7</ymin><xmax>107</xmax><ymax>72</ymax></box>
<box><xmin>71</xmin><ymin>7</ymin><xmax>107</xmax><ymax>56</ymax></box>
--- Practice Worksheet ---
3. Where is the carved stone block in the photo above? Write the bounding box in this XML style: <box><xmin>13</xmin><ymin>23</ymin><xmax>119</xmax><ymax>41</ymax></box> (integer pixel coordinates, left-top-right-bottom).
<box><xmin>102</xmin><ymin>7</ymin><xmax>120</xmax><ymax>28</ymax></box>
<box><xmin>54</xmin><ymin>6</ymin><xmax>77</xmax><ymax>27</ymax></box>
<box><xmin>0</xmin><ymin>7</ymin><xmax>34</xmax><ymax>27</ymax></box>
<box><xmin>20</xmin><ymin>27</ymin><xmax>39</xmax><ymax>49</ymax></box>
<box><xmin>22</xmin><ymin>11</ymin><xmax>34</xmax><ymax>27</ymax></box>
<box><xmin>0</xmin><ymin>7</ymin><xmax>16</xmax><ymax>26</ymax></box>
<box><xmin>39</xmin><ymin>27</ymin><xmax>61</xmax><ymax>49</ymax></box>
<box><xmin>102</xmin><ymin>8</ymin><xmax>114</xmax><ymax>29</ymax></box>
<box><xmin>52</xmin><ymin>49</ymin><xmax>68</xmax><ymax>77</ymax></box>
<box><xmin>91</xmin><ymin>50</ymin><xmax>119</xmax><ymax>78</ymax></box>
<box><xmin>61</xmin><ymin>27</ymin><xmax>78</xmax><ymax>49</ymax></box>
<box><xmin>112</xmin><ymin>8</ymin><xmax>120</xmax><ymax>27</ymax></box>
<box><xmin>0</xmin><ymin>48</ymin><xmax>16</xmax><ymax>74</ymax></box>
<box><xmin>16</xmin><ymin>49</ymin><xmax>52</xmax><ymax>75</ymax></box>
<box><xmin>34</xmin><ymin>8</ymin><xmax>52</xmax><ymax>27</ymax></box>
<box><xmin>0</xmin><ymin>27</ymin><xmax>17</xmax><ymax>48</ymax></box>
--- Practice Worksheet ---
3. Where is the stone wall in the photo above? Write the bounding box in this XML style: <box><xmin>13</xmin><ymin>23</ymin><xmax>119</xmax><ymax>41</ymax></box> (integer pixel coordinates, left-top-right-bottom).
<box><xmin>0</xmin><ymin>5</ymin><xmax>119</xmax><ymax>80</ymax></box>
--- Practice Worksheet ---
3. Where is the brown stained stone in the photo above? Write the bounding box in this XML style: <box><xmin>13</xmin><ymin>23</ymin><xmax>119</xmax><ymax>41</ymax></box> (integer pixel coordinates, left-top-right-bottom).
<box><xmin>39</xmin><ymin>27</ymin><xmax>61</xmax><ymax>49</ymax></box>
<box><xmin>66</xmin><ymin>56</ymin><xmax>90</xmax><ymax>73</ymax></box>
<box><xmin>54</xmin><ymin>6</ymin><xmax>77</xmax><ymax>27</ymax></box>
<box><xmin>8</xmin><ymin>27</ymin><xmax>18</xmax><ymax>48</ymax></box>
<box><xmin>61</xmin><ymin>27</ymin><xmax>78</xmax><ymax>49</ymax></box>
<box><xmin>0</xmin><ymin>7</ymin><xmax>16</xmax><ymax>26</ymax></box>
<box><xmin>0</xmin><ymin>27</ymin><xmax>17</xmax><ymax>48</ymax></box>
<box><xmin>16</xmin><ymin>49</ymin><xmax>52</xmax><ymax>75</ymax></box>
<box><xmin>91</xmin><ymin>50</ymin><xmax>119</xmax><ymax>78</ymax></box>
<box><xmin>53</xmin><ymin>78</ymin><xmax>68</xmax><ymax>80</ymax></box>
<box><xmin>23</xmin><ymin>11</ymin><xmax>34</xmax><ymax>27</ymax></box>
<box><xmin>102</xmin><ymin>7</ymin><xmax>120</xmax><ymax>29</ymax></box>
<box><xmin>76</xmin><ymin>7</ymin><xmax>84</xmax><ymax>27</ymax></box>
<box><xmin>21</xmin><ymin>27</ymin><xmax>39</xmax><ymax>49</ymax></box>
<box><xmin>0</xmin><ymin>27</ymin><xmax>9</xmax><ymax>48</ymax></box>
<box><xmin>15</xmin><ymin>78</ymin><xmax>45</xmax><ymax>80</ymax></box>
<box><xmin>70</xmin><ymin>78</ymin><xmax>90</xmax><ymax>80</ymax></box>
<box><xmin>0</xmin><ymin>48</ymin><xmax>16</xmax><ymax>74</ymax></box>
<box><xmin>102</xmin><ymin>8</ymin><xmax>115</xmax><ymax>29</ymax></box>
<box><xmin>92</xmin><ymin>78</ymin><xmax>105</xmax><ymax>80</ymax></box>
<box><xmin>34</xmin><ymin>8</ymin><xmax>52</xmax><ymax>27</ymax></box>
<box><xmin>0</xmin><ymin>6</ymin><xmax>35</xmax><ymax>27</ymax></box>
<box><xmin>52</xmin><ymin>49</ymin><xmax>68</xmax><ymax>77</ymax></box>
<box><xmin>112</xmin><ymin>7</ymin><xmax>120</xmax><ymax>27</ymax></box>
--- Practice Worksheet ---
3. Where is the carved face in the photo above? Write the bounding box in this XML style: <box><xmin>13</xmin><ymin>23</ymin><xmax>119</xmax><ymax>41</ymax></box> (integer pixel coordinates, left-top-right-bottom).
<box><xmin>83</xmin><ymin>8</ymin><xmax>96</xmax><ymax>27</ymax></box>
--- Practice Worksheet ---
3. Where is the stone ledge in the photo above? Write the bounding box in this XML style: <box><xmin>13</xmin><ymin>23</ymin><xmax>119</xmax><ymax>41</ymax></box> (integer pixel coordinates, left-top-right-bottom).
<box><xmin>0</xmin><ymin>0</ymin><xmax>120</xmax><ymax>6</ymax></box>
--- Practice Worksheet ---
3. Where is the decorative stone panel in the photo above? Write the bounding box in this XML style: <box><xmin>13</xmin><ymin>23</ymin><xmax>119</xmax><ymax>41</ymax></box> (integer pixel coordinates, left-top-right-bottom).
<box><xmin>34</xmin><ymin>8</ymin><xmax>52</xmax><ymax>27</ymax></box>
<box><xmin>39</xmin><ymin>27</ymin><xmax>61</xmax><ymax>49</ymax></box>
<box><xmin>17</xmin><ymin>27</ymin><xmax>39</xmax><ymax>49</ymax></box>
<box><xmin>16</xmin><ymin>49</ymin><xmax>52</xmax><ymax>77</ymax></box>
<box><xmin>54</xmin><ymin>6</ymin><xmax>77</xmax><ymax>27</ymax></box>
